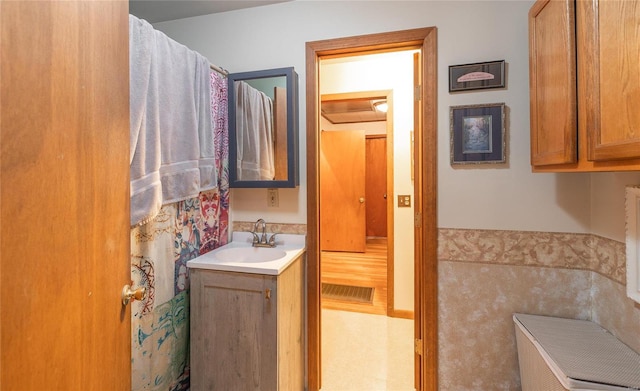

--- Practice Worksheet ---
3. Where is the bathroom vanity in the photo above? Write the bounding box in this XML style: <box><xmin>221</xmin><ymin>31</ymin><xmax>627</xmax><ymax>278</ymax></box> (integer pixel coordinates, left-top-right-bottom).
<box><xmin>188</xmin><ymin>232</ymin><xmax>306</xmax><ymax>390</ymax></box>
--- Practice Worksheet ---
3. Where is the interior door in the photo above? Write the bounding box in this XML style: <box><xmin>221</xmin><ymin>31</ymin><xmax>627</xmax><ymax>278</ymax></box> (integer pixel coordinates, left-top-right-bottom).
<box><xmin>1</xmin><ymin>2</ymin><xmax>131</xmax><ymax>390</ymax></box>
<box><xmin>413</xmin><ymin>50</ymin><xmax>424</xmax><ymax>391</ymax></box>
<box><xmin>320</xmin><ymin>130</ymin><xmax>366</xmax><ymax>252</ymax></box>
<box><xmin>365</xmin><ymin>136</ymin><xmax>387</xmax><ymax>238</ymax></box>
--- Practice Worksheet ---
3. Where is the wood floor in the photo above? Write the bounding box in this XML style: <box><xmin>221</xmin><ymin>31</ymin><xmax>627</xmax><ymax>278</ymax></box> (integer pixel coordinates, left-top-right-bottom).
<box><xmin>320</xmin><ymin>238</ymin><xmax>387</xmax><ymax>315</ymax></box>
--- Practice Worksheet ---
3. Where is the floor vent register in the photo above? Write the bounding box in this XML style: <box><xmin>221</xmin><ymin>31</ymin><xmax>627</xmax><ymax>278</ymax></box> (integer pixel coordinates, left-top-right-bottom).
<box><xmin>321</xmin><ymin>283</ymin><xmax>374</xmax><ymax>304</ymax></box>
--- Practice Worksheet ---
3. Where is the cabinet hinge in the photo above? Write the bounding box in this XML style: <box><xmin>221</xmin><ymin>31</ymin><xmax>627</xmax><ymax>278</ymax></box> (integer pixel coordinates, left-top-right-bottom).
<box><xmin>414</xmin><ymin>85</ymin><xmax>422</xmax><ymax>101</ymax></box>
<box><xmin>414</xmin><ymin>338</ymin><xmax>423</xmax><ymax>355</ymax></box>
<box><xmin>414</xmin><ymin>212</ymin><xmax>422</xmax><ymax>228</ymax></box>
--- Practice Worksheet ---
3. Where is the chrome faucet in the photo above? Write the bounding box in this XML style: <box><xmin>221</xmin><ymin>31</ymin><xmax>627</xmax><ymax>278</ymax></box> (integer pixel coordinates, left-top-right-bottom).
<box><xmin>251</xmin><ymin>218</ymin><xmax>277</xmax><ymax>247</ymax></box>
<box><xmin>254</xmin><ymin>218</ymin><xmax>266</xmax><ymax>243</ymax></box>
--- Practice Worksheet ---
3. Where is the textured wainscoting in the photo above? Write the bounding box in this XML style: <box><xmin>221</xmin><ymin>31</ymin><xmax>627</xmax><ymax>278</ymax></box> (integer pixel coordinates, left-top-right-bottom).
<box><xmin>438</xmin><ymin>229</ymin><xmax>626</xmax><ymax>283</ymax></box>
<box><xmin>232</xmin><ymin>221</ymin><xmax>307</xmax><ymax>235</ymax></box>
<box><xmin>438</xmin><ymin>228</ymin><xmax>640</xmax><ymax>391</ymax></box>
<box><xmin>591</xmin><ymin>272</ymin><xmax>640</xmax><ymax>353</ymax></box>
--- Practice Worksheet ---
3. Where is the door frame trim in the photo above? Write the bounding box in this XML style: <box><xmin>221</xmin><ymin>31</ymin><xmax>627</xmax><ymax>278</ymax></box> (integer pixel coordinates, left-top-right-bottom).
<box><xmin>305</xmin><ymin>27</ymin><xmax>438</xmax><ymax>391</ymax></box>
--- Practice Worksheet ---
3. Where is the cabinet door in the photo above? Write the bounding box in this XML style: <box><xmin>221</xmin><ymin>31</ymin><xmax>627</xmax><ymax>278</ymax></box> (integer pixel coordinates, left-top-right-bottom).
<box><xmin>191</xmin><ymin>271</ymin><xmax>277</xmax><ymax>390</ymax></box>
<box><xmin>529</xmin><ymin>0</ymin><xmax>577</xmax><ymax>166</ymax></box>
<box><xmin>580</xmin><ymin>0</ymin><xmax>640</xmax><ymax>161</ymax></box>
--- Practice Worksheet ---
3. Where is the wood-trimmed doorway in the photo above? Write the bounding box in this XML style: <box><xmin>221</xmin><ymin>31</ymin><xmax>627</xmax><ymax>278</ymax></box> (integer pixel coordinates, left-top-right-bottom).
<box><xmin>306</xmin><ymin>27</ymin><xmax>438</xmax><ymax>391</ymax></box>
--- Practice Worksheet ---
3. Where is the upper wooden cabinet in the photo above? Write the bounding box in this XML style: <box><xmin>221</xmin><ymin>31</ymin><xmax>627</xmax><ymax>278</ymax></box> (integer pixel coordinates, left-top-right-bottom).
<box><xmin>529</xmin><ymin>0</ymin><xmax>640</xmax><ymax>172</ymax></box>
<box><xmin>529</xmin><ymin>0</ymin><xmax>577</xmax><ymax>167</ymax></box>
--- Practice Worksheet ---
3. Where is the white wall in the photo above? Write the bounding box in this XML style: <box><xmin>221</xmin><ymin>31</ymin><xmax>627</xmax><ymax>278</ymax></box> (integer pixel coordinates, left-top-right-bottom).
<box><xmin>591</xmin><ymin>172</ymin><xmax>640</xmax><ymax>241</ymax></box>
<box><xmin>154</xmin><ymin>0</ymin><xmax>639</xmax><ymax>237</ymax></box>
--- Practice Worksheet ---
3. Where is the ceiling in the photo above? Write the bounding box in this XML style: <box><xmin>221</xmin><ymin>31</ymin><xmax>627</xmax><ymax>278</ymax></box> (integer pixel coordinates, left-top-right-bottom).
<box><xmin>129</xmin><ymin>0</ymin><xmax>290</xmax><ymax>23</ymax></box>
<box><xmin>321</xmin><ymin>98</ymin><xmax>387</xmax><ymax>124</ymax></box>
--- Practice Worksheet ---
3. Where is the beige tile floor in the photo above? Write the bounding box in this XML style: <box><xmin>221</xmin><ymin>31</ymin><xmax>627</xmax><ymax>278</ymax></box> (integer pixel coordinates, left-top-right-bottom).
<box><xmin>320</xmin><ymin>309</ymin><xmax>415</xmax><ymax>391</ymax></box>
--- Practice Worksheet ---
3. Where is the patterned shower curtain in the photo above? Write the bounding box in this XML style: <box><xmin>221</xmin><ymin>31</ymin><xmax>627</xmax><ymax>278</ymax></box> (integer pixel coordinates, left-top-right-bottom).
<box><xmin>130</xmin><ymin>71</ymin><xmax>229</xmax><ymax>391</ymax></box>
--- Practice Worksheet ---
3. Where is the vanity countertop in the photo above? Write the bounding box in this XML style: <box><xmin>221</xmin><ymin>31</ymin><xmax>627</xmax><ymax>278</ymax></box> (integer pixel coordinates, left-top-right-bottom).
<box><xmin>186</xmin><ymin>231</ymin><xmax>306</xmax><ymax>275</ymax></box>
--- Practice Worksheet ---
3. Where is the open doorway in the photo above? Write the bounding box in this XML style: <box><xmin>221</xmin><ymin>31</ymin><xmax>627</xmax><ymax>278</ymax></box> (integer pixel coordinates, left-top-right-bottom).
<box><xmin>306</xmin><ymin>27</ymin><xmax>438</xmax><ymax>391</ymax></box>
<box><xmin>319</xmin><ymin>89</ymin><xmax>395</xmax><ymax>317</ymax></box>
<box><xmin>318</xmin><ymin>73</ymin><xmax>412</xmax><ymax>389</ymax></box>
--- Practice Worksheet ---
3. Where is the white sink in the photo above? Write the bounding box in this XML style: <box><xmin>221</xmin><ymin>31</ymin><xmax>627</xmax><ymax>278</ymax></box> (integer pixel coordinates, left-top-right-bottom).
<box><xmin>186</xmin><ymin>231</ymin><xmax>306</xmax><ymax>275</ymax></box>
<box><xmin>215</xmin><ymin>247</ymin><xmax>287</xmax><ymax>263</ymax></box>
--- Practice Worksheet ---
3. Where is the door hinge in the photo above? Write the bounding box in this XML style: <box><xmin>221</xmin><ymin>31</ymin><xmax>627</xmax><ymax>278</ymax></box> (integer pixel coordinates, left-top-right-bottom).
<box><xmin>414</xmin><ymin>85</ymin><xmax>422</xmax><ymax>101</ymax></box>
<box><xmin>414</xmin><ymin>212</ymin><xmax>422</xmax><ymax>228</ymax></box>
<box><xmin>414</xmin><ymin>338</ymin><xmax>423</xmax><ymax>355</ymax></box>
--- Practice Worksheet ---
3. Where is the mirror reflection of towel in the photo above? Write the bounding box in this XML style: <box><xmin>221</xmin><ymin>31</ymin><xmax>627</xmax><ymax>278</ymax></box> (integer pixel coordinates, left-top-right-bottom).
<box><xmin>235</xmin><ymin>81</ymin><xmax>275</xmax><ymax>180</ymax></box>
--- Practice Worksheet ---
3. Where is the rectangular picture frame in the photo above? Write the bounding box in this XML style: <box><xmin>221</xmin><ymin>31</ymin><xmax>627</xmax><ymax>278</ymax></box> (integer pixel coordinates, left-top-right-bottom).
<box><xmin>450</xmin><ymin>102</ymin><xmax>506</xmax><ymax>165</ymax></box>
<box><xmin>449</xmin><ymin>60</ymin><xmax>505</xmax><ymax>92</ymax></box>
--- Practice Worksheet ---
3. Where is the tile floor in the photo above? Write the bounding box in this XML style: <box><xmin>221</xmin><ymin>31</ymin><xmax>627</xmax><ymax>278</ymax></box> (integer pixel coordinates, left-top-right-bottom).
<box><xmin>320</xmin><ymin>309</ymin><xmax>415</xmax><ymax>391</ymax></box>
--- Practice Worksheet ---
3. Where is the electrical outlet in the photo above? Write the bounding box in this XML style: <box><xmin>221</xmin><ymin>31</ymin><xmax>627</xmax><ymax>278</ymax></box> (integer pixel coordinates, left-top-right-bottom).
<box><xmin>267</xmin><ymin>188</ymin><xmax>279</xmax><ymax>207</ymax></box>
<box><xmin>397</xmin><ymin>195</ymin><xmax>411</xmax><ymax>207</ymax></box>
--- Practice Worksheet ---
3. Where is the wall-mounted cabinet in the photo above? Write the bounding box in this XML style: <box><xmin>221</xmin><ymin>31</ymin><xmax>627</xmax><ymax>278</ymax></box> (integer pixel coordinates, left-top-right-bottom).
<box><xmin>228</xmin><ymin>67</ymin><xmax>299</xmax><ymax>187</ymax></box>
<box><xmin>529</xmin><ymin>0</ymin><xmax>640</xmax><ymax>172</ymax></box>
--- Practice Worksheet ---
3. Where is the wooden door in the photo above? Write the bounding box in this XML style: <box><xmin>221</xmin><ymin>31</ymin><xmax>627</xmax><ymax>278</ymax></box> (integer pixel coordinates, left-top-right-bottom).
<box><xmin>413</xmin><ymin>51</ymin><xmax>424</xmax><ymax>391</ymax></box>
<box><xmin>529</xmin><ymin>0</ymin><xmax>577</xmax><ymax>166</ymax></box>
<box><xmin>365</xmin><ymin>136</ymin><xmax>387</xmax><ymax>238</ymax></box>
<box><xmin>580</xmin><ymin>0</ymin><xmax>640</xmax><ymax>161</ymax></box>
<box><xmin>320</xmin><ymin>130</ymin><xmax>366</xmax><ymax>252</ymax></box>
<box><xmin>1</xmin><ymin>2</ymin><xmax>131</xmax><ymax>390</ymax></box>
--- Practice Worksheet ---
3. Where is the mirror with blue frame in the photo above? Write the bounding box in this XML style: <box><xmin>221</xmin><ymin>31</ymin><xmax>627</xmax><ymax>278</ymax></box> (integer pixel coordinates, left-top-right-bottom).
<box><xmin>228</xmin><ymin>67</ymin><xmax>299</xmax><ymax>188</ymax></box>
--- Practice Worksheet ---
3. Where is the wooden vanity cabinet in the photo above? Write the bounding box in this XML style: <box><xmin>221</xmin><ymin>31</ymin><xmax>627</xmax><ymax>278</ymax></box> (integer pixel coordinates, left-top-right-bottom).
<box><xmin>190</xmin><ymin>255</ymin><xmax>304</xmax><ymax>390</ymax></box>
<box><xmin>529</xmin><ymin>0</ymin><xmax>640</xmax><ymax>172</ymax></box>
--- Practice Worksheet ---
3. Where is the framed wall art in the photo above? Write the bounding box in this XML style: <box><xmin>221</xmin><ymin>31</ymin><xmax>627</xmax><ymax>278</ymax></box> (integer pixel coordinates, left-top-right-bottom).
<box><xmin>450</xmin><ymin>102</ymin><xmax>506</xmax><ymax>165</ymax></box>
<box><xmin>449</xmin><ymin>60</ymin><xmax>505</xmax><ymax>92</ymax></box>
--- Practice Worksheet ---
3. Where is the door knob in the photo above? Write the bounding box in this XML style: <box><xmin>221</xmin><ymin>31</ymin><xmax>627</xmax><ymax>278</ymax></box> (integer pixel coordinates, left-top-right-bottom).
<box><xmin>359</xmin><ymin>197</ymin><xmax>365</xmax><ymax>203</ymax></box>
<box><xmin>122</xmin><ymin>284</ymin><xmax>146</xmax><ymax>306</ymax></box>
